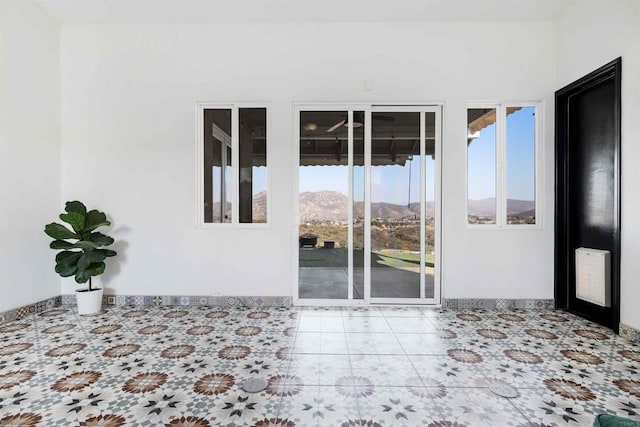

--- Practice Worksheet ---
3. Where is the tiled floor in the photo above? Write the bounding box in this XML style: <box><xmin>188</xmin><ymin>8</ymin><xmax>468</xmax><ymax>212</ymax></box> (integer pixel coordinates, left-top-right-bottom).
<box><xmin>1</xmin><ymin>306</ymin><xmax>639</xmax><ymax>426</ymax></box>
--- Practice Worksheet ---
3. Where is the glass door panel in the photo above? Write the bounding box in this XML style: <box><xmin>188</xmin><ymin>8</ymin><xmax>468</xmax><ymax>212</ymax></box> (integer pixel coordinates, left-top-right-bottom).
<box><xmin>298</xmin><ymin>111</ymin><xmax>349</xmax><ymax>299</ymax></box>
<box><xmin>370</xmin><ymin>112</ymin><xmax>421</xmax><ymax>299</ymax></box>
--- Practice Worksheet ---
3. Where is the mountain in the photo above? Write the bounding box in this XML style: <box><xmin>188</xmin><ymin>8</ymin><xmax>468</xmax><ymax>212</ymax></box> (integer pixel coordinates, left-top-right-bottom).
<box><xmin>210</xmin><ymin>191</ymin><xmax>268</xmax><ymax>222</ymax></box>
<box><xmin>467</xmin><ymin>198</ymin><xmax>535</xmax><ymax>216</ymax></box>
<box><xmin>298</xmin><ymin>191</ymin><xmax>534</xmax><ymax>222</ymax></box>
<box><xmin>252</xmin><ymin>191</ymin><xmax>267</xmax><ymax>221</ymax></box>
<box><xmin>299</xmin><ymin>191</ymin><xmax>434</xmax><ymax>222</ymax></box>
<box><xmin>506</xmin><ymin>199</ymin><xmax>535</xmax><ymax>215</ymax></box>
<box><xmin>299</xmin><ymin>191</ymin><xmax>349</xmax><ymax>222</ymax></box>
<box><xmin>466</xmin><ymin>198</ymin><xmax>497</xmax><ymax>216</ymax></box>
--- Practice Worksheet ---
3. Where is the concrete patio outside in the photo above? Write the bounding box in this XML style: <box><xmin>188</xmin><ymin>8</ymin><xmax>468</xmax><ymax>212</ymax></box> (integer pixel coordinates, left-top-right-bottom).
<box><xmin>299</xmin><ymin>247</ymin><xmax>435</xmax><ymax>299</ymax></box>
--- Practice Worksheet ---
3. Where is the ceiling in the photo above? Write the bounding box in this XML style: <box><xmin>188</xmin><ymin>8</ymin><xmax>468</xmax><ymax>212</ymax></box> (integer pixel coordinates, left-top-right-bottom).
<box><xmin>35</xmin><ymin>0</ymin><xmax>571</xmax><ymax>24</ymax></box>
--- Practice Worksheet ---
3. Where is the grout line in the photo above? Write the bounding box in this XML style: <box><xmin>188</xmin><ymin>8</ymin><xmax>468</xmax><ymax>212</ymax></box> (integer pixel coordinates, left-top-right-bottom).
<box><xmin>341</xmin><ymin>307</ymin><xmax>362</xmax><ymax>419</ymax></box>
<box><xmin>275</xmin><ymin>306</ymin><xmax>301</xmax><ymax>420</ymax></box>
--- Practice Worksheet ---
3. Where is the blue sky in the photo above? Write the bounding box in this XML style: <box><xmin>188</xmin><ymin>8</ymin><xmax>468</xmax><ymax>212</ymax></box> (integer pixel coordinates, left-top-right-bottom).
<box><xmin>468</xmin><ymin>106</ymin><xmax>535</xmax><ymax>201</ymax></box>
<box><xmin>506</xmin><ymin>107</ymin><xmax>536</xmax><ymax>201</ymax></box>
<box><xmin>467</xmin><ymin>117</ymin><xmax>496</xmax><ymax>200</ymax></box>
<box><xmin>251</xmin><ymin>167</ymin><xmax>267</xmax><ymax>194</ymax></box>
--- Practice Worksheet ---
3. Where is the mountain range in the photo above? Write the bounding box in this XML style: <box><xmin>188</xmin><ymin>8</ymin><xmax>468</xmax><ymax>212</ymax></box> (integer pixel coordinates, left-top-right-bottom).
<box><xmin>295</xmin><ymin>191</ymin><xmax>534</xmax><ymax>222</ymax></box>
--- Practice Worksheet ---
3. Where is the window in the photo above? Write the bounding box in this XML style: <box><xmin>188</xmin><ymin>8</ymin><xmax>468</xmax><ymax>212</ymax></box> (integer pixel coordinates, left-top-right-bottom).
<box><xmin>467</xmin><ymin>108</ymin><xmax>497</xmax><ymax>224</ymax></box>
<box><xmin>198</xmin><ymin>104</ymin><xmax>268</xmax><ymax>225</ymax></box>
<box><xmin>467</xmin><ymin>103</ymin><xmax>539</xmax><ymax>226</ymax></box>
<box><xmin>505</xmin><ymin>106</ymin><xmax>536</xmax><ymax>225</ymax></box>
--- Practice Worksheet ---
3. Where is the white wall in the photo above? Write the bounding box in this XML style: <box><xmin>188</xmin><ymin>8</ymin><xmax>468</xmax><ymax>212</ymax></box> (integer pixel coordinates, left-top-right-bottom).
<box><xmin>556</xmin><ymin>1</ymin><xmax>640</xmax><ymax>330</ymax></box>
<box><xmin>0</xmin><ymin>1</ymin><xmax>61</xmax><ymax>312</ymax></box>
<box><xmin>60</xmin><ymin>22</ymin><xmax>556</xmax><ymax>299</ymax></box>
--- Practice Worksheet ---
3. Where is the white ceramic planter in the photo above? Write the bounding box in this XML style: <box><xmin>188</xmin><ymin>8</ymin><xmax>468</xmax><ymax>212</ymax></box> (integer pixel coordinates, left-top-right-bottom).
<box><xmin>76</xmin><ymin>288</ymin><xmax>103</xmax><ymax>315</ymax></box>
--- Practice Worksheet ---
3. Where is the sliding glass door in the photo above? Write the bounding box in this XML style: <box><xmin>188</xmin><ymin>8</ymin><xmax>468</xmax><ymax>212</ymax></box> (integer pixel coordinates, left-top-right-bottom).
<box><xmin>295</xmin><ymin>105</ymin><xmax>440</xmax><ymax>305</ymax></box>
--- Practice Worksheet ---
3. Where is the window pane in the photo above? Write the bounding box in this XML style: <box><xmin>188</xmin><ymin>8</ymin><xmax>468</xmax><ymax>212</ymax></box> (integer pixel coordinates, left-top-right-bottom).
<box><xmin>506</xmin><ymin>106</ymin><xmax>536</xmax><ymax>224</ymax></box>
<box><xmin>239</xmin><ymin>108</ymin><xmax>267</xmax><ymax>223</ymax></box>
<box><xmin>370</xmin><ymin>111</ymin><xmax>421</xmax><ymax>298</ymax></box>
<box><xmin>203</xmin><ymin>109</ymin><xmax>232</xmax><ymax>223</ymax></box>
<box><xmin>298</xmin><ymin>111</ymin><xmax>349</xmax><ymax>299</ymax></box>
<box><xmin>467</xmin><ymin>108</ymin><xmax>497</xmax><ymax>224</ymax></box>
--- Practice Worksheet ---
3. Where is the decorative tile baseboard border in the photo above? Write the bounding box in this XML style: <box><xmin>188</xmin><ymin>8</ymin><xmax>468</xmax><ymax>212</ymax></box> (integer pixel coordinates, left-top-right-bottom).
<box><xmin>60</xmin><ymin>294</ymin><xmax>292</xmax><ymax>308</ymax></box>
<box><xmin>444</xmin><ymin>298</ymin><xmax>554</xmax><ymax>310</ymax></box>
<box><xmin>620</xmin><ymin>323</ymin><xmax>640</xmax><ymax>344</ymax></box>
<box><xmin>0</xmin><ymin>295</ymin><xmax>61</xmax><ymax>326</ymax></box>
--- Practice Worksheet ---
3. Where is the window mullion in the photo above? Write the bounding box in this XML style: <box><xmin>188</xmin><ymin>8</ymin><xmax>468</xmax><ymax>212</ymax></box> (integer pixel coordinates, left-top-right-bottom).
<box><xmin>231</xmin><ymin>106</ymin><xmax>240</xmax><ymax>225</ymax></box>
<box><xmin>497</xmin><ymin>104</ymin><xmax>507</xmax><ymax>226</ymax></box>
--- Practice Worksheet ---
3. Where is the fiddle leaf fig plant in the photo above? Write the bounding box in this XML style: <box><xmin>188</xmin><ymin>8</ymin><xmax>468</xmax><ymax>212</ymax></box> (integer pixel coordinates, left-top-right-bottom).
<box><xmin>44</xmin><ymin>201</ymin><xmax>117</xmax><ymax>291</ymax></box>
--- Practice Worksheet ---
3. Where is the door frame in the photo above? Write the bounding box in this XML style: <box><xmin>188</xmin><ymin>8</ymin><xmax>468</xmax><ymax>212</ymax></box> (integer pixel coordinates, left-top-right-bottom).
<box><xmin>554</xmin><ymin>58</ymin><xmax>621</xmax><ymax>331</ymax></box>
<box><xmin>292</xmin><ymin>102</ymin><xmax>443</xmax><ymax>306</ymax></box>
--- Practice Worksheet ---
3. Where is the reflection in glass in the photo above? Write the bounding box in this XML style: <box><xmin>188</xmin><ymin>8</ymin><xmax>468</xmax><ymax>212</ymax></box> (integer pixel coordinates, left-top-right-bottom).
<box><xmin>370</xmin><ymin>112</ymin><xmax>421</xmax><ymax>298</ymax></box>
<box><xmin>467</xmin><ymin>108</ymin><xmax>497</xmax><ymax>224</ymax></box>
<box><xmin>239</xmin><ymin>108</ymin><xmax>267</xmax><ymax>223</ymax></box>
<box><xmin>203</xmin><ymin>109</ymin><xmax>232</xmax><ymax>223</ymax></box>
<box><xmin>298</xmin><ymin>111</ymin><xmax>349</xmax><ymax>299</ymax></box>
<box><xmin>506</xmin><ymin>106</ymin><xmax>536</xmax><ymax>224</ymax></box>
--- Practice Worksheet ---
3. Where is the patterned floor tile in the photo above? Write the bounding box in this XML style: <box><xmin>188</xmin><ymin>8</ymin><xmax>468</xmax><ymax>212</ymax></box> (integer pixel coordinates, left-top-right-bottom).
<box><xmin>293</xmin><ymin>332</ymin><xmax>349</xmax><ymax>355</ymax></box>
<box><xmin>409</xmin><ymin>354</ymin><xmax>490</xmax><ymax>388</ymax></box>
<box><xmin>395</xmin><ymin>333</ymin><xmax>451</xmax><ymax>355</ymax></box>
<box><xmin>350</xmin><ymin>354</ymin><xmax>420</xmax><ymax>387</ymax></box>
<box><xmin>345</xmin><ymin>333</ymin><xmax>404</xmax><ymax>355</ymax></box>
<box><xmin>0</xmin><ymin>306</ymin><xmax>638</xmax><ymax>426</ymax></box>
<box><xmin>385</xmin><ymin>317</ymin><xmax>439</xmax><ymax>334</ymax></box>
<box><xmin>277</xmin><ymin>385</ymin><xmax>359</xmax><ymax>426</ymax></box>
<box><xmin>342</xmin><ymin>317</ymin><xmax>392</xmax><ymax>334</ymax></box>
<box><xmin>297</xmin><ymin>316</ymin><xmax>344</xmax><ymax>333</ymax></box>
<box><xmin>287</xmin><ymin>354</ymin><xmax>351</xmax><ymax>386</ymax></box>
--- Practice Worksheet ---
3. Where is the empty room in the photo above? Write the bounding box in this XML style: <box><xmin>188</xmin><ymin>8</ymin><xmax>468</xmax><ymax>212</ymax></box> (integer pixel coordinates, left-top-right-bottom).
<box><xmin>1</xmin><ymin>0</ymin><xmax>639</xmax><ymax>425</ymax></box>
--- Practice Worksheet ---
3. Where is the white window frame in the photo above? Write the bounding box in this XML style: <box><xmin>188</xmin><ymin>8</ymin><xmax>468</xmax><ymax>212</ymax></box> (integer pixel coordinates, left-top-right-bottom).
<box><xmin>195</xmin><ymin>102</ymin><xmax>271</xmax><ymax>228</ymax></box>
<box><xmin>466</xmin><ymin>101</ymin><xmax>542</xmax><ymax>229</ymax></box>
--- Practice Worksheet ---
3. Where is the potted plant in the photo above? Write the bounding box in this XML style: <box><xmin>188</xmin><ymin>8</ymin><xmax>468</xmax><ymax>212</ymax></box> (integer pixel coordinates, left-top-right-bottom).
<box><xmin>44</xmin><ymin>201</ymin><xmax>117</xmax><ymax>315</ymax></box>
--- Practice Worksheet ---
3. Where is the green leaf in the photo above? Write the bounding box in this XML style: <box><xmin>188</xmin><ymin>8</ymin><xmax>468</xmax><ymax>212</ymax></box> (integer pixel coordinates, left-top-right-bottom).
<box><xmin>86</xmin><ymin>262</ymin><xmax>106</xmax><ymax>277</ymax></box>
<box><xmin>77</xmin><ymin>250</ymin><xmax>108</xmax><ymax>269</ymax></box>
<box><xmin>55</xmin><ymin>262</ymin><xmax>77</xmax><ymax>277</ymax></box>
<box><xmin>55</xmin><ymin>251</ymin><xmax>82</xmax><ymax>265</ymax></box>
<box><xmin>102</xmin><ymin>249</ymin><xmax>117</xmax><ymax>257</ymax></box>
<box><xmin>84</xmin><ymin>210</ymin><xmax>110</xmax><ymax>232</ymax></box>
<box><xmin>74</xmin><ymin>268</ymin><xmax>90</xmax><ymax>284</ymax></box>
<box><xmin>55</xmin><ymin>251</ymin><xmax>81</xmax><ymax>277</ymax></box>
<box><xmin>89</xmin><ymin>232</ymin><xmax>114</xmax><ymax>247</ymax></box>
<box><xmin>44</xmin><ymin>223</ymin><xmax>78</xmax><ymax>240</ymax></box>
<box><xmin>50</xmin><ymin>240</ymin><xmax>99</xmax><ymax>250</ymax></box>
<box><xmin>74</xmin><ymin>241</ymin><xmax>98</xmax><ymax>250</ymax></box>
<box><xmin>93</xmin><ymin>248</ymin><xmax>116</xmax><ymax>258</ymax></box>
<box><xmin>50</xmin><ymin>240</ymin><xmax>75</xmax><ymax>250</ymax></box>
<box><xmin>59</xmin><ymin>212</ymin><xmax>85</xmax><ymax>233</ymax></box>
<box><xmin>65</xmin><ymin>201</ymin><xmax>87</xmax><ymax>215</ymax></box>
